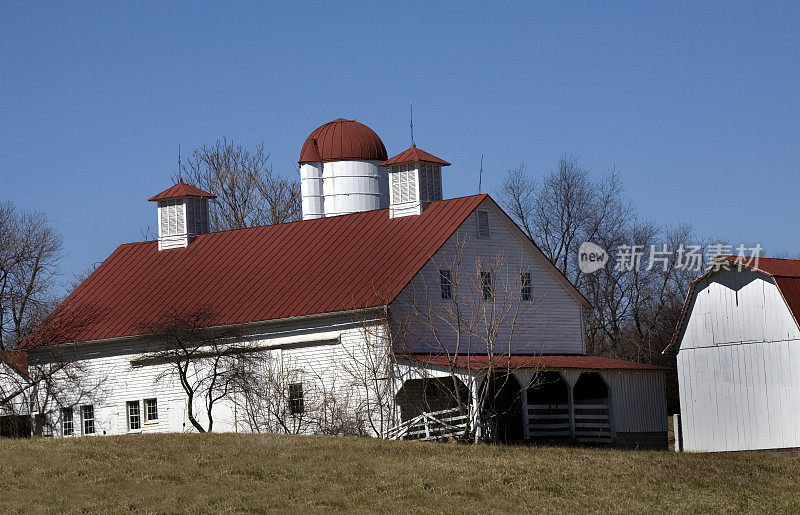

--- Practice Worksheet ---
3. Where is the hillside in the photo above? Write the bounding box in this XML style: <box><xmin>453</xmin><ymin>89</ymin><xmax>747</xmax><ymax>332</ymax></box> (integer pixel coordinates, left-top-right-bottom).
<box><xmin>0</xmin><ymin>434</ymin><xmax>798</xmax><ymax>512</ymax></box>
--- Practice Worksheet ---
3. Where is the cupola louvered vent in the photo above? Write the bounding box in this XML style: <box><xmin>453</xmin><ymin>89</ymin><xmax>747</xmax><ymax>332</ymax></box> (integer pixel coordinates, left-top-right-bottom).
<box><xmin>149</xmin><ymin>181</ymin><xmax>215</xmax><ymax>250</ymax></box>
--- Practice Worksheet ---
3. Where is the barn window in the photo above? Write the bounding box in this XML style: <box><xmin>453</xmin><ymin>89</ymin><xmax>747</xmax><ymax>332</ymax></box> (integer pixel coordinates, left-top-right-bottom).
<box><xmin>481</xmin><ymin>271</ymin><xmax>493</xmax><ymax>300</ymax></box>
<box><xmin>289</xmin><ymin>383</ymin><xmax>305</xmax><ymax>415</ymax></box>
<box><xmin>439</xmin><ymin>269</ymin><xmax>453</xmax><ymax>299</ymax></box>
<box><xmin>476</xmin><ymin>211</ymin><xmax>490</xmax><ymax>238</ymax></box>
<box><xmin>145</xmin><ymin>399</ymin><xmax>158</xmax><ymax>422</ymax></box>
<box><xmin>81</xmin><ymin>405</ymin><xmax>95</xmax><ymax>435</ymax></box>
<box><xmin>127</xmin><ymin>401</ymin><xmax>141</xmax><ymax>431</ymax></box>
<box><xmin>521</xmin><ymin>272</ymin><xmax>532</xmax><ymax>301</ymax></box>
<box><xmin>61</xmin><ymin>408</ymin><xmax>73</xmax><ymax>436</ymax></box>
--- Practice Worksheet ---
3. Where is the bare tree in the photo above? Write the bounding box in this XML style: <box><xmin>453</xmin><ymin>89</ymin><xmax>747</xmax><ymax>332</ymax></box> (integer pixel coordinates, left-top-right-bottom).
<box><xmin>138</xmin><ymin>308</ymin><xmax>255</xmax><ymax>433</ymax></box>
<box><xmin>499</xmin><ymin>158</ymin><xmax>711</xmax><ymax>412</ymax></box>
<box><xmin>233</xmin><ymin>350</ymin><xmax>368</xmax><ymax>437</ymax></box>
<box><xmin>178</xmin><ymin>138</ymin><xmax>301</xmax><ymax>230</ymax></box>
<box><xmin>0</xmin><ymin>202</ymin><xmax>63</xmax><ymax>350</ymax></box>
<box><xmin>391</xmin><ymin>236</ymin><xmax>543</xmax><ymax>443</ymax></box>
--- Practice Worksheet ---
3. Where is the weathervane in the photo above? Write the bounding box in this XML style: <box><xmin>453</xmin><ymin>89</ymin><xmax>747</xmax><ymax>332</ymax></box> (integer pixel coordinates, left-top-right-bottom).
<box><xmin>477</xmin><ymin>154</ymin><xmax>484</xmax><ymax>193</ymax></box>
<box><xmin>410</xmin><ymin>102</ymin><xmax>414</xmax><ymax>147</ymax></box>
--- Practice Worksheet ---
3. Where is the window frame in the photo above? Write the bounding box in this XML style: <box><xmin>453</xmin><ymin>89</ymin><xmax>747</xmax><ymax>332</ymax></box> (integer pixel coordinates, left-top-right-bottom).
<box><xmin>144</xmin><ymin>398</ymin><xmax>159</xmax><ymax>423</ymax></box>
<box><xmin>481</xmin><ymin>271</ymin><xmax>493</xmax><ymax>300</ymax></box>
<box><xmin>288</xmin><ymin>383</ymin><xmax>305</xmax><ymax>416</ymax></box>
<box><xmin>521</xmin><ymin>271</ymin><xmax>532</xmax><ymax>301</ymax></box>
<box><xmin>81</xmin><ymin>405</ymin><xmax>95</xmax><ymax>435</ymax></box>
<box><xmin>439</xmin><ymin>269</ymin><xmax>453</xmax><ymax>300</ymax></box>
<box><xmin>127</xmin><ymin>400</ymin><xmax>142</xmax><ymax>431</ymax></box>
<box><xmin>61</xmin><ymin>407</ymin><xmax>74</xmax><ymax>436</ymax></box>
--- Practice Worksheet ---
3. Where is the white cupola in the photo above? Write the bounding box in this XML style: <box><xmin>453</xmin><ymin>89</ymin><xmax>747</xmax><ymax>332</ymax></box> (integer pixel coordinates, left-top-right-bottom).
<box><xmin>380</xmin><ymin>144</ymin><xmax>450</xmax><ymax>218</ymax></box>
<box><xmin>148</xmin><ymin>180</ymin><xmax>216</xmax><ymax>250</ymax></box>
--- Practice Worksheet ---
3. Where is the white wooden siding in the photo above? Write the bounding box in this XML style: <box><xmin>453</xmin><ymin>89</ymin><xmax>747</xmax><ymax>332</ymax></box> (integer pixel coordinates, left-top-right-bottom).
<box><xmin>30</xmin><ymin>313</ymin><xmax>389</xmax><ymax>437</ymax></box>
<box><xmin>392</xmin><ymin>199</ymin><xmax>585</xmax><ymax>355</ymax></box>
<box><xmin>678</xmin><ymin>340</ymin><xmax>800</xmax><ymax>452</ymax></box>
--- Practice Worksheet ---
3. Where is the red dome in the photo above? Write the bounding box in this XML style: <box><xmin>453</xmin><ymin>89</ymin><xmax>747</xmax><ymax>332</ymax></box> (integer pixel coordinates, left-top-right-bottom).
<box><xmin>299</xmin><ymin>118</ymin><xmax>387</xmax><ymax>163</ymax></box>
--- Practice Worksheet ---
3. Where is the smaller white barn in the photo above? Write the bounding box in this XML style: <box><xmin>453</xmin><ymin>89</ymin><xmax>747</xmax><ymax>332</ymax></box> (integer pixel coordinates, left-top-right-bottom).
<box><xmin>670</xmin><ymin>256</ymin><xmax>800</xmax><ymax>452</ymax></box>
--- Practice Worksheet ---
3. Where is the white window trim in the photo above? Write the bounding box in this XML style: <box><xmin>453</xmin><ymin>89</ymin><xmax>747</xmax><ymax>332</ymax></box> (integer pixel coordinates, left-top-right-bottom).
<box><xmin>126</xmin><ymin>400</ymin><xmax>142</xmax><ymax>433</ymax></box>
<box><xmin>144</xmin><ymin>398</ymin><xmax>159</xmax><ymax>425</ymax></box>
<box><xmin>80</xmin><ymin>405</ymin><xmax>96</xmax><ymax>436</ymax></box>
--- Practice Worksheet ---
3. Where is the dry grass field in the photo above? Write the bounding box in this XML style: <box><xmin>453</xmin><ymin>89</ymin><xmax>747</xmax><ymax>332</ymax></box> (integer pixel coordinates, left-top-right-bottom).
<box><xmin>1</xmin><ymin>433</ymin><xmax>799</xmax><ymax>513</ymax></box>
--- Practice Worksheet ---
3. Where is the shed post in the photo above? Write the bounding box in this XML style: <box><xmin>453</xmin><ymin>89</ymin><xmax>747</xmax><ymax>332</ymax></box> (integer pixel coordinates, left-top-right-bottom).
<box><xmin>561</xmin><ymin>370</ymin><xmax>580</xmax><ymax>439</ymax></box>
<box><xmin>673</xmin><ymin>414</ymin><xmax>683</xmax><ymax>451</ymax></box>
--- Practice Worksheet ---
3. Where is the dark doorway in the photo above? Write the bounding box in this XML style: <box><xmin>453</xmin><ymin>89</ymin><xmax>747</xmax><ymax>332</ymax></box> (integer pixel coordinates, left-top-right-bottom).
<box><xmin>0</xmin><ymin>415</ymin><xmax>32</xmax><ymax>438</ymax></box>
<box><xmin>396</xmin><ymin>377</ymin><xmax>470</xmax><ymax>422</ymax></box>
<box><xmin>482</xmin><ymin>373</ymin><xmax>524</xmax><ymax>443</ymax></box>
<box><xmin>525</xmin><ymin>371</ymin><xmax>571</xmax><ymax>440</ymax></box>
<box><xmin>573</xmin><ymin>372</ymin><xmax>612</xmax><ymax>443</ymax></box>
<box><xmin>573</xmin><ymin>372</ymin><xmax>609</xmax><ymax>403</ymax></box>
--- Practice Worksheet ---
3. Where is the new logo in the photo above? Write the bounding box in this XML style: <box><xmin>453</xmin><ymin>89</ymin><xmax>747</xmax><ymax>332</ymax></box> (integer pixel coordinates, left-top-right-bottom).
<box><xmin>578</xmin><ymin>242</ymin><xmax>608</xmax><ymax>274</ymax></box>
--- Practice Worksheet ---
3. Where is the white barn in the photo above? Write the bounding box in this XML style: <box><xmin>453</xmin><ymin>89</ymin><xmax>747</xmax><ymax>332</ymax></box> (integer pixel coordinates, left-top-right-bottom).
<box><xmin>16</xmin><ymin>118</ymin><xmax>667</xmax><ymax>447</ymax></box>
<box><xmin>670</xmin><ymin>256</ymin><xmax>800</xmax><ymax>452</ymax></box>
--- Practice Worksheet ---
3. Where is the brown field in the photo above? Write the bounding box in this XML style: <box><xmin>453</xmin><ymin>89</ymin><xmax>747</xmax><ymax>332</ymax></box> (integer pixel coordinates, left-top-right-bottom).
<box><xmin>0</xmin><ymin>433</ymin><xmax>799</xmax><ymax>513</ymax></box>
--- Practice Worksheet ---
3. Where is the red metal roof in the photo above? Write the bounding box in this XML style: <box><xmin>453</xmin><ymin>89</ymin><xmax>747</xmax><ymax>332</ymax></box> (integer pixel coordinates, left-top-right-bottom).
<box><xmin>24</xmin><ymin>195</ymin><xmax>489</xmax><ymax>348</ymax></box>
<box><xmin>380</xmin><ymin>145</ymin><xmax>451</xmax><ymax>167</ymax></box>
<box><xmin>0</xmin><ymin>350</ymin><xmax>28</xmax><ymax>377</ymax></box>
<box><xmin>396</xmin><ymin>354</ymin><xmax>665</xmax><ymax>371</ymax></box>
<box><xmin>148</xmin><ymin>180</ymin><xmax>216</xmax><ymax>201</ymax></box>
<box><xmin>299</xmin><ymin>118</ymin><xmax>388</xmax><ymax>163</ymax></box>
<box><xmin>666</xmin><ymin>256</ymin><xmax>800</xmax><ymax>352</ymax></box>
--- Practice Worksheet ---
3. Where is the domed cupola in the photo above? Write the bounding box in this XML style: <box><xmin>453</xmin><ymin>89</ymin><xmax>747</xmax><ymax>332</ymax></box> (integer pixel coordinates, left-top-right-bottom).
<box><xmin>299</xmin><ymin>118</ymin><xmax>387</xmax><ymax>163</ymax></box>
<box><xmin>298</xmin><ymin>118</ymin><xmax>390</xmax><ymax>220</ymax></box>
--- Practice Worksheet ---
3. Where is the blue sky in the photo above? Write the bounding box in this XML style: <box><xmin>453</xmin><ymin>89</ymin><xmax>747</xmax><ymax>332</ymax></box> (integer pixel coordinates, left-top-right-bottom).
<box><xmin>2</xmin><ymin>2</ymin><xmax>799</xmax><ymax>290</ymax></box>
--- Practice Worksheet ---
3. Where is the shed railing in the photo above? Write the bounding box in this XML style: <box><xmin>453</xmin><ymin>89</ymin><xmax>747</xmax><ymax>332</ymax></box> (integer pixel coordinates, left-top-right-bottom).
<box><xmin>573</xmin><ymin>402</ymin><xmax>612</xmax><ymax>443</ymax></box>
<box><xmin>524</xmin><ymin>403</ymin><xmax>572</xmax><ymax>439</ymax></box>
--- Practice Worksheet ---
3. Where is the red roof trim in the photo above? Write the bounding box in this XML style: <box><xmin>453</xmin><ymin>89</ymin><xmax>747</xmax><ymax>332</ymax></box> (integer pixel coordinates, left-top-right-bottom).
<box><xmin>380</xmin><ymin>145</ymin><xmax>451</xmax><ymax>167</ymax></box>
<box><xmin>148</xmin><ymin>181</ymin><xmax>216</xmax><ymax>201</ymax></box>
<box><xmin>396</xmin><ymin>354</ymin><xmax>666</xmax><ymax>371</ymax></box>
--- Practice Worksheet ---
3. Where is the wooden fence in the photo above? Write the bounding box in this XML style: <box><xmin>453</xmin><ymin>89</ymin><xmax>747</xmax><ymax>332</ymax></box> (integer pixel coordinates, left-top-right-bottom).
<box><xmin>384</xmin><ymin>408</ymin><xmax>468</xmax><ymax>441</ymax></box>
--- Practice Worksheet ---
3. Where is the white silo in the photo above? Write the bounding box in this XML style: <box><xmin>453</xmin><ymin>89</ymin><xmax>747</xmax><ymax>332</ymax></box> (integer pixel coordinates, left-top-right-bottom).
<box><xmin>298</xmin><ymin>118</ymin><xmax>389</xmax><ymax>220</ymax></box>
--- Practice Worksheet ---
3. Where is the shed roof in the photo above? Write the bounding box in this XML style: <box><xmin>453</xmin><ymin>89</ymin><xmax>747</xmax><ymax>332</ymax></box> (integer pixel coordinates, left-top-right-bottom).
<box><xmin>397</xmin><ymin>354</ymin><xmax>666</xmax><ymax>371</ymax></box>
<box><xmin>666</xmin><ymin>256</ymin><xmax>800</xmax><ymax>352</ymax></box>
<box><xmin>24</xmin><ymin>195</ymin><xmax>490</xmax><ymax>347</ymax></box>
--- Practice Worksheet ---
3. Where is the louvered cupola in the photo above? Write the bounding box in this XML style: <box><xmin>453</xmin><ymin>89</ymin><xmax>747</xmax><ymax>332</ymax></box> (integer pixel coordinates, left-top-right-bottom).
<box><xmin>148</xmin><ymin>180</ymin><xmax>216</xmax><ymax>250</ymax></box>
<box><xmin>380</xmin><ymin>145</ymin><xmax>450</xmax><ymax>218</ymax></box>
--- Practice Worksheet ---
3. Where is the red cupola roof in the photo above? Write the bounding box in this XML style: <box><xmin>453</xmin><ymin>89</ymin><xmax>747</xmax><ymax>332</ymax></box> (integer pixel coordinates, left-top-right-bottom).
<box><xmin>380</xmin><ymin>145</ymin><xmax>451</xmax><ymax>167</ymax></box>
<box><xmin>299</xmin><ymin>118</ymin><xmax>388</xmax><ymax>163</ymax></box>
<box><xmin>148</xmin><ymin>179</ymin><xmax>216</xmax><ymax>201</ymax></box>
